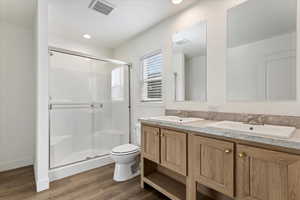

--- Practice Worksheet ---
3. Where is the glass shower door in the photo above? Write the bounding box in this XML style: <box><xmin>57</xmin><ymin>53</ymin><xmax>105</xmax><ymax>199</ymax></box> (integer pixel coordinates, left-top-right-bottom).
<box><xmin>49</xmin><ymin>50</ymin><xmax>130</xmax><ymax>169</ymax></box>
<box><xmin>49</xmin><ymin>51</ymin><xmax>94</xmax><ymax>168</ymax></box>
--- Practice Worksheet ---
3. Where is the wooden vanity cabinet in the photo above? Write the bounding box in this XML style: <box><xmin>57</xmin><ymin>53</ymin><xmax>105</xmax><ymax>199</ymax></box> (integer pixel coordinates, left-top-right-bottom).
<box><xmin>142</xmin><ymin>125</ymin><xmax>160</xmax><ymax>163</ymax></box>
<box><xmin>142</xmin><ymin>125</ymin><xmax>187</xmax><ymax>175</ymax></box>
<box><xmin>141</xmin><ymin>125</ymin><xmax>188</xmax><ymax>200</ymax></box>
<box><xmin>191</xmin><ymin>135</ymin><xmax>235</xmax><ymax>198</ymax></box>
<box><xmin>236</xmin><ymin>144</ymin><xmax>300</xmax><ymax>200</ymax></box>
<box><xmin>141</xmin><ymin>124</ymin><xmax>300</xmax><ymax>200</ymax></box>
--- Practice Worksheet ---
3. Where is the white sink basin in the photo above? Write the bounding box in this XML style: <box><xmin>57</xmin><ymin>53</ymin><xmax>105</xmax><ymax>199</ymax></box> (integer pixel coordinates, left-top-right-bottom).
<box><xmin>148</xmin><ymin>116</ymin><xmax>202</xmax><ymax>124</ymax></box>
<box><xmin>207</xmin><ymin>121</ymin><xmax>296</xmax><ymax>139</ymax></box>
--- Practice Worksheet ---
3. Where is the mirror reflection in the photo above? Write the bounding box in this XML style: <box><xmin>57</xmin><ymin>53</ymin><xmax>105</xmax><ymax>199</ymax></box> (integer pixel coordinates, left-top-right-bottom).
<box><xmin>227</xmin><ymin>0</ymin><xmax>297</xmax><ymax>102</ymax></box>
<box><xmin>172</xmin><ymin>21</ymin><xmax>207</xmax><ymax>102</ymax></box>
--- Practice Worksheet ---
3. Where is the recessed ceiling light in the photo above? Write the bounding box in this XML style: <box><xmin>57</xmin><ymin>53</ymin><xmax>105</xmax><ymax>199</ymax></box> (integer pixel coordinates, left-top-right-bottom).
<box><xmin>172</xmin><ymin>0</ymin><xmax>183</xmax><ymax>4</ymax></box>
<box><xmin>83</xmin><ymin>34</ymin><xmax>91</xmax><ymax>39</ymax></box>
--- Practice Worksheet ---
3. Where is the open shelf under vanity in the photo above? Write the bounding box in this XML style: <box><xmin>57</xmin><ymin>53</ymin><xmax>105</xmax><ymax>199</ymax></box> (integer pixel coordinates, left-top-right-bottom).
<box><xmin>144</xmin><ymin>171</ymin><xmax>186</xmax><ymax>200</ymax></box>
<box><xmin>142</xmin><ymin>158</ymin><xmax>222</xmax><ymax>200</ymax></box>
<box><xmin>142</xmin><ymin>156</ymin><xmax>188</xmax><ymax>200</ymax></box>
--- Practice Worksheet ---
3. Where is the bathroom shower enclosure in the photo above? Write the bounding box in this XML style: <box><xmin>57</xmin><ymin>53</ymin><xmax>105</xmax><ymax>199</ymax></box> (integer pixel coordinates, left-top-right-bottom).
<box><xmin>48</xmin><ymin>47</ymin><xmax>131</xmax><ymax>169</ymax></box>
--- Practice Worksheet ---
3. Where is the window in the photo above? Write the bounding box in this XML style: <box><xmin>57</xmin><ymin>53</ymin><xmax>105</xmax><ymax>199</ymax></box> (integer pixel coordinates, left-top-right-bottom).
<box><xmin>141</xmin><ymin>51</ymin><xmax>163</xmax><ymax>102</ymax></box>
<box><xmin>111</xmin><ymin>67</ymin><xmax>124</xmax><ymax>101</ymax></box>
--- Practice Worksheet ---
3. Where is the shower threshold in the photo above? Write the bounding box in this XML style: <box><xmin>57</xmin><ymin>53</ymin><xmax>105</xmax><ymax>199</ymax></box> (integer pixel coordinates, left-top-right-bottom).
<box><xmin>49</xmin><ymin>154</ymin><xmax>113</xmax><ymax>182</ymax></box>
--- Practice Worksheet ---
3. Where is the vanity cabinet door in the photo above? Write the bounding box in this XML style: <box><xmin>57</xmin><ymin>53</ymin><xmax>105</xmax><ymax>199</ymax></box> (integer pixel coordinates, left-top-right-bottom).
<box><xmin>191</xmin><ymin>135</ymin><xmax>234</xmax><ymax>197</ymax></box>
<box><xmin>160</xmin><ymin>129</ymin><xmax>187</xmax><ymax>176</ymax></box>
<box><xmin>236</xmin><ymin>144</ymin><xmax>300</xmax><ymax>200</ymax></box>
<box><xmin>142</xmin><ymin>125</ymin><xmax>160</xmax><ymax>163</ymax></box>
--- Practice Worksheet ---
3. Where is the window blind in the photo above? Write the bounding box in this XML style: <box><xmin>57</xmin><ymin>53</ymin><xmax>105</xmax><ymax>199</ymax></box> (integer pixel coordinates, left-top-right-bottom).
<box><xmin>141</xmin><ymin>52</ymin><xmax>163</xmax><ymax>101</ymax></box>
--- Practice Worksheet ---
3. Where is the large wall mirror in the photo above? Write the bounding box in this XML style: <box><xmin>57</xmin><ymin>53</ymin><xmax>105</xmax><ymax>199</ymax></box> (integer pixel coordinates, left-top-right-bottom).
<box><xmin>172</xmin><ymin>21</ymin><xmax>207</xmax><ymax>102</ymax></box>
<box><xmin>227</xmin><ymin>0</ymin><xmax>297</xmax><ymax>102</ymax></box>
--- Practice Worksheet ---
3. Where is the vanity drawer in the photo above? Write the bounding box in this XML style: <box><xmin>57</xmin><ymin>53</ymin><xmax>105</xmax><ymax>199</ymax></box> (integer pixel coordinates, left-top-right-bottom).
<box><xmin>191</xmin><ymin>135</ymin><xmax>235</xmax><ymax>198</ymax></box>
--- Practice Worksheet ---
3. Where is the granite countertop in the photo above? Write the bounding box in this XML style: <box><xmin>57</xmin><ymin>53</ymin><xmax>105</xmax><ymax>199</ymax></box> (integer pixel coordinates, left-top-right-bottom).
<box><xmin>139</xmin><ymin>117</ymin><xmax>300</xmax><ymax>151</ymax></box>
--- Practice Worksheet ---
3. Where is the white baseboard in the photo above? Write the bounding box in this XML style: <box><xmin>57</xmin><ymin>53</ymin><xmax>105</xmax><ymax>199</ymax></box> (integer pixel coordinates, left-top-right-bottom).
<box><xmin>0</xmin><ymin>157</ymin><xmax>33</xmax><ymax>172</ymax></box>
<box><xmin>49</xmin><ymin>155</ymin><xmax>114</xmax><ymax>182</ymax></box>
<box><xmin>35</xmin><ymin>177</ymin><xmax>50</xmax><ymax>192</ymax></box>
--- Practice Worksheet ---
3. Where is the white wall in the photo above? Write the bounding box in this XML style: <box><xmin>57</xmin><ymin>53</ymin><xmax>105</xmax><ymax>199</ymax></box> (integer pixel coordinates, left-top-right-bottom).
<box><xmin>114</xmin><ymin>0</ymin><xmax>300</xmax><ymax>118</ymax></box>
<box><xmin>35</xmin><ymin>0</ymin><xmax>49</xmax><ymax>192</ymax></box>
<box><xmin>0</xmin><ymin>22</ymin><xmax>35</xmax><ymax>171</ymax></box>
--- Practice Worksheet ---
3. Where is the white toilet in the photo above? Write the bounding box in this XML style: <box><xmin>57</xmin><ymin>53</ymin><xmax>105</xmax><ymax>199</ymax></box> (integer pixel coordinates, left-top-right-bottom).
<box><xmin>111</xmin><ymin>123</ymin><xmax>141</xmax><ymax>182</ymax></box>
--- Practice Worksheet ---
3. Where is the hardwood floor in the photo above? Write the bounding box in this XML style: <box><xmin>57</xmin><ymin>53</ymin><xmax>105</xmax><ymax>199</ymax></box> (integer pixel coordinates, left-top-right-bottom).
<box><xmin>0</xmin><ymin>164</ymin><xmax>167</xmax><ymax>200</ymax></box>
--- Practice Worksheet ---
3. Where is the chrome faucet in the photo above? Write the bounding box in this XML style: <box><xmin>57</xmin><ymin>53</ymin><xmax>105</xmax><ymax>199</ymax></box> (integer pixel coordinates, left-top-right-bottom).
<box><xmin>246</xmin><ymin>115</ymin><xmax>265</xmax><ymax>125</ymax></box>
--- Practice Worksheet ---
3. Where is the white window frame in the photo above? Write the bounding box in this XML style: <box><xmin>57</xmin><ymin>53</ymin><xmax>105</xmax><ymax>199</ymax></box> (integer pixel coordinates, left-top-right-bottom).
<box><xmin>140</xmin><ymin>50</ymin><xmax>163</xmax><ymax>102</ymax></box>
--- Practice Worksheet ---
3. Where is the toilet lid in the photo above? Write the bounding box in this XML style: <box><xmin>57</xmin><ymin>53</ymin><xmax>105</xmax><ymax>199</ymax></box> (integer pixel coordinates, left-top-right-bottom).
<box><xmin>112</xmin><ymin>144</ymin><xmax>140</xmax><ymax>154</ymax></box>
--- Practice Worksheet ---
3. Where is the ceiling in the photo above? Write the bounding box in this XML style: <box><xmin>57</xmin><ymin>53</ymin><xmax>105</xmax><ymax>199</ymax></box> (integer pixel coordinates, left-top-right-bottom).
<box><xmin>48</xmin><ymin>0</ymin><xmax>199</xmax><ymax>49</ymax></box>
<box><xmin>0</xmin><ymin>0</ymin><xmax>36</xmax><ymax>29</ymax></box>
<box><xmin>228</xmin><ymin>0</ymin><xmax>297</xmax><ymax>48</ymax></box>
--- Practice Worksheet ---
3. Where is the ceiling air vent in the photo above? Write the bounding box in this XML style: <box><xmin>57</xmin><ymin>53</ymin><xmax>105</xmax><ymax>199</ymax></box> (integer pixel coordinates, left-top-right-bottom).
<box><xmin>89</xmin><ymin>0</ymin><xmax>115</xmax><ymax>15</ymax></box>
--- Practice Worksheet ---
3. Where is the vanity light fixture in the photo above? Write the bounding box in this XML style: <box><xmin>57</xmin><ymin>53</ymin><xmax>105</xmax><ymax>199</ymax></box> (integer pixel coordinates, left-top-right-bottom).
<box><xmin>172</xmin><ymin>0</ymin><xmax>183</xmax><ymax>5</ymax></box>
<box><xmin>83</xmin><ymin>34</ymin><xmax>92</xmax><ymax>39</ymax></box>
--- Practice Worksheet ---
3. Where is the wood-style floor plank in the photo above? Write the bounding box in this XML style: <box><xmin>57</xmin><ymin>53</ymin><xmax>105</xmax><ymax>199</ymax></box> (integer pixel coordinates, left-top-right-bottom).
<box><xmin>0</xmin><ymin>165</ymin><xmax>167</xmax><ymax>200</ymax></box>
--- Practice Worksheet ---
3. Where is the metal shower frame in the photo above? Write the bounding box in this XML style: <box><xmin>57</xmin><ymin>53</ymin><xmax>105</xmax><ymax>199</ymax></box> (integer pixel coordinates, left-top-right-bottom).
<box><xmin>48</xmin><ymin>46</ymin><xmax>132</xmax><ymax>169</ymax></box>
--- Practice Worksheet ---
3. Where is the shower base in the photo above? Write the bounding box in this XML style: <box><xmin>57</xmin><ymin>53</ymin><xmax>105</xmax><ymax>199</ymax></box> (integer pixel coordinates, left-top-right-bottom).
<box><xmin>49</xmin><ymin>155</ymin><xmax>113</xmax><ymax>182</ymax></box>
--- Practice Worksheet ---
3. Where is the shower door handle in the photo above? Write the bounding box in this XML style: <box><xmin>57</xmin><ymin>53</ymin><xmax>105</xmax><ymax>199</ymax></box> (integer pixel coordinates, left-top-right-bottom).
<box><xmin>91</xmin><ymin>103</ymin><xmax>104</xmax><ymax>109</ymax></box>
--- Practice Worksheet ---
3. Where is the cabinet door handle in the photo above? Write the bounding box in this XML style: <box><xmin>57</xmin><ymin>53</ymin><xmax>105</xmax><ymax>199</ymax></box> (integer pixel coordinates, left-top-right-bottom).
<box><xmin>161</xmin><ymin>133</ymin><xmax>164</xmax><ymax>137</ymax></box>
<box><xmin>224</xmin><ymin>149</ymin><xmax>231</xmax><ymax>154</ymax></box>
<box><xmin>239</xmin><ymin>152</ymin><xmax>247</xmax><ymax>158</ymax></box>
<box><xmin>155</xmin><ymin>132</ymin><xmax>159</xmax><ymax>136</ymax></box>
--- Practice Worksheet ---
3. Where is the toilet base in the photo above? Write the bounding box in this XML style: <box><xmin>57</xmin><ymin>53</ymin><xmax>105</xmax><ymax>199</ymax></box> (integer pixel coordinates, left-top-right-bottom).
<box><xmin>113</xmin><ymin>161</ymin><xmax>140</xmax><ymax>182</ymax></box>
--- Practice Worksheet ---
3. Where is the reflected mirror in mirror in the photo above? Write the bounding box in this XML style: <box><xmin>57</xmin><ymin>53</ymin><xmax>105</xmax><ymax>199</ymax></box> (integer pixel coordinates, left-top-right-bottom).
<box><xmin>227</xmin><ymin>0</ymin><xmax>297</xmax><ymax>102</ymax></box>
<box><xmin>172</xmin><ymin>21</ymin><xmax>207</xmax><ymax>102</ymax></box>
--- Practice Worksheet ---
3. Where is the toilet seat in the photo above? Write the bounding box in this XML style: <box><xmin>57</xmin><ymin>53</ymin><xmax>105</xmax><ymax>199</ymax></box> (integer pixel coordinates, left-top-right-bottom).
<box><xmin>111</xmin><ymin>144</ymin><xmax>140</xmax><ymax>155</ymax></box>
